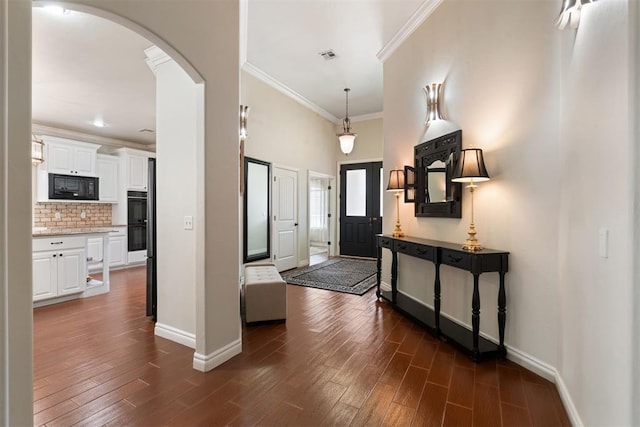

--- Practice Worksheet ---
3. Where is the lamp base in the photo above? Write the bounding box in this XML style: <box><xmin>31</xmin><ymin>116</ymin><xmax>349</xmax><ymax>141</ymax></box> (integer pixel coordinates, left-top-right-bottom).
<box><xmin>393</xmin><ymin>192</ymin><xmax>404</xmax><ymax>237</ymax></box>
<box><xmin>462</xmin><ymin>222</ymin><xmax>483</xmax><ymax>252</ymax></box>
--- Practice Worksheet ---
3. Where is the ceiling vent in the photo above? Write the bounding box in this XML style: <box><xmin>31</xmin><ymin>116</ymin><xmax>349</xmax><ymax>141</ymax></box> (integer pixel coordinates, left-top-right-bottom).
<box><xmin>137</xmin><ymin>128</ymin><xmax>155</xmax><ymax>133</ymax></box>
<box><xmin>319</xmin><ymin>49</ymin><xmax>337</xmax><ymax>60</ymax></box>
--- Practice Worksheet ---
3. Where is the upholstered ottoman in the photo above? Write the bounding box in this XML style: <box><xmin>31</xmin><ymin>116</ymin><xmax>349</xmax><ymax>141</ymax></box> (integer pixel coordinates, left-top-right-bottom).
<box><xmin>243</xmin><ymin>263</ymin><xmax>287</xmax><ymax>324</ymax></box>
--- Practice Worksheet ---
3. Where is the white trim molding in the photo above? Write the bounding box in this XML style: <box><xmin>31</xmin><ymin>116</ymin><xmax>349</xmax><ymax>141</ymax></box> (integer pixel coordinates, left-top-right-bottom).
<box><xmin>144</xmin><ymin>45</ymin><xmax>172</xmax><ymax>74</ymax></box>
<box><xmin>242</xmin><ymin>62</ymin><xmax>339</xmax><ymax>123</ymax></box>
<box><xmin>555</xmin><ymin>371</ymin><xmax>584</xmax><ymax>427</ymax></box>
<box><xmin>154</xmin><ymin>323</ymin><xmax>196</xmax><ymax>349</ymax></box>
<box><xmin>31</xmin><ymin>123</ymin><xmax>152</xmax><ymax>151</ymax></box>
<box><xmin>193</xmin><ymin>339</ymin><xmax>242</xmax><ymax>372</ymax></box>
<box><xmin>351</xmin><ymin>111</ymin><xmax>383</xmax><ymax>123</ymax></box>
<box><xmin>377</xmin><ymin>0</ymin><xmax>444</xmax><ymax>62</ymax></box>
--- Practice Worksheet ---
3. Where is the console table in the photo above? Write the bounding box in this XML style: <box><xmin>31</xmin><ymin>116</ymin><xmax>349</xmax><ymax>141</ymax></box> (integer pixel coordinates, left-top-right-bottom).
<box><xmin>376</xmin><ymin>235</ymin><xmax>509</xmax><ymax>361</ymax></box>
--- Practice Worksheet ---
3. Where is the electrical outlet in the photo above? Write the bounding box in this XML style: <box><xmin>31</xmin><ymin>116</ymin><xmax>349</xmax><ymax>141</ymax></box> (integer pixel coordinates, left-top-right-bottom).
<box><xmin>184</xmin><ymin>216</ymin><xmax>193</xmax><ymax>230</ymax></box>
<box><xmin>54</xmin><ymin>211</ymin><xmax>61</xmax><ymax>220</ymax></box>
<box><xmin>80</xmin><ymin>210</ymin><xmax>86</xmax><ymax>219</ymax></box>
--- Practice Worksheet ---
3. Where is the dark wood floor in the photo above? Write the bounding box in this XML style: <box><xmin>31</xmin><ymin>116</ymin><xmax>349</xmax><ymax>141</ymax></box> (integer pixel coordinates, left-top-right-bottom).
<box><xmin>33</xmin><ymin>265</ymin><xmax>570</xmax><ymax>426</ymax></box>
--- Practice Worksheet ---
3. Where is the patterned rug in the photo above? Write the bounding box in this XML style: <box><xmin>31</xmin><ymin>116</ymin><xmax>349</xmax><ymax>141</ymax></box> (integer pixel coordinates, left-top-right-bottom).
<box><xmin>282</xmin><ymin>258</ymin><xmax>377</xmax><ymax>295</ymax></box>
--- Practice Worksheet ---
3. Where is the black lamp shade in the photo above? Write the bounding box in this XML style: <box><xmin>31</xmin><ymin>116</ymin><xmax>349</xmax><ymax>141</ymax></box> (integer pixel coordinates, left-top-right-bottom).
<box><xmin>451</xmin><ymin>148</ymin><xmax>490</xmax><ymax>183</ymax></box>
<box><xmin>386</xmin><ymin>169</ymin><xmax>405</xmax><ymax>191</ymax></box>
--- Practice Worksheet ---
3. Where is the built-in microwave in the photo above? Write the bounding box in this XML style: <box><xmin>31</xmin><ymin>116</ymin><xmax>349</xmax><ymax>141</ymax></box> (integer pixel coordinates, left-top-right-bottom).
<box><xmin>48</xmin><ymin>173</ymin><xmax>99</xmax><ymax>201</ymax></box>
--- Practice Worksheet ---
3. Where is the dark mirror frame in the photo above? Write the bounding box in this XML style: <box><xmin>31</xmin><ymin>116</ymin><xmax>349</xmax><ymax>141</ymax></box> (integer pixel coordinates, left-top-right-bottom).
<box><xmin>413</xmin><ymin>130</ymin><xmax>462</xmax><ymax>218</ymax></box>
<box><xmin>243</xmin><ymin>157</ymin><xmax>271</xmax><ymax>264</ymax></box>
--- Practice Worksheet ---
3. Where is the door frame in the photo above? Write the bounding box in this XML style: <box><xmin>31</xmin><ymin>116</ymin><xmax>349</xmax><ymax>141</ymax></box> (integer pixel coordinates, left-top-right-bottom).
<box><xmin>307</xmin><ymin>170</ymin><xmax>336</xmax><ymax>258</ymax></box>
<box><xmin>336</xmin><ymin>158</ymin><xmax>383</xmax><ymax>258</ymax></box>
<box><xmin>271</xmin><ymin>164</ymin><xmax>300</xmax><ymax>270</ymax></box>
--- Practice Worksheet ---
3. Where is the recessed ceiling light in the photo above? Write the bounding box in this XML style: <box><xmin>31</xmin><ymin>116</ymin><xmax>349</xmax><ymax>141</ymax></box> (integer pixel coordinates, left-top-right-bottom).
<box><xmin>92</xmin><ymin>118</ymin><xmax>106</xmax><ymax>128</ymax></box>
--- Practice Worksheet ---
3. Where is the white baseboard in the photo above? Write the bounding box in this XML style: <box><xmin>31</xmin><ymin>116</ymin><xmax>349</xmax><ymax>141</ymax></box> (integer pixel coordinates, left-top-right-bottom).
<box><xmin>154</xmin><ymin>323</ymin><xmax>196</xmax><ymax>349</ymax></box>
<box><xmin>505</xmin><ymin>345</ymin><xmax>555</xmax><ymax>382</ymax></box>
<box><xmin>380</xmin><ymin>280</ymin><xmax>391</xmax><ymax>292</ymax></box>
<box><xmin>193</xmin><ymin>338</ymin><xmax>242</xmax><ymax>372</ymax></box>
<box><xmin>554</xmin><ymin>369</ymin><xmax>583</xmax><ymax>426</ymax></box>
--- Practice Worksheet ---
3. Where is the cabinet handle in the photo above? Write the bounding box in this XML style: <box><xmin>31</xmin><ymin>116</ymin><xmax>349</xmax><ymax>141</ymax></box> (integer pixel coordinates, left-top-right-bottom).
<box><xmin>447</xmin><ymin>254</ymin><xmax>462</xmax><ymax>263</ymax></box>
<box><xmin>59</xmin><ymin>253</ymin><xmax>63</xmax><ymax>257</ymax></box>
<box><xmin>52</xmin><ymin>254</ymin><xmax>57</xmax><ymax>258</ymax></box>
<box><xmin>50</xmin><ymin>241</ymin><xmax>64</xmax><ymax>245</ymax></box>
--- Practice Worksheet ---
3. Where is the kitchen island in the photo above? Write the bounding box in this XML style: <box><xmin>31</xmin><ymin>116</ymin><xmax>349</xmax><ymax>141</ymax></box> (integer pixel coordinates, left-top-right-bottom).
<box><xmin>33</xmin><ymin>227</ymin><xmax>118</xmax><ymax>307</ymax></box>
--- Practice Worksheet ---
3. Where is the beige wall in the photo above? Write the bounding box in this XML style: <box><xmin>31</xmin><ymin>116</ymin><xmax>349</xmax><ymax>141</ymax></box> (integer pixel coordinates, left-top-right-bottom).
<box><xmin>1</xmin><ymin>1</ymin><xmax>33</xmax><ymax>424</ymax></box>
<box><xmin>241</xmin><ymin>70</ymin><xmax>337</xmax><ymax>265</ymax></box>
<box><xmin>383</xmin><ymin>0</ymin><xmax>637</xmax><ymax>424</ymax></box>
<box><xmin>154</xmin><ymin>55</ymin><xmax>198</xmax><ymax>346</ymax></box>
<box><xmin>336</xmin><ymin>117</ymin><xmax>383</xmax><ymax>162</ymax></box>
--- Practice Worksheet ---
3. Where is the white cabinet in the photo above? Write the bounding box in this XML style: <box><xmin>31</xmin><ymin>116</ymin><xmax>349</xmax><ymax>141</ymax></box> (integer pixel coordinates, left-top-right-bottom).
<box><xmin>32</xmin><ymin>236</ymin><xmax>86</xmax><ymax>302</ymax></box>
<box><xmin>128</xmin><ymin>153</ymin><xmax>148</xmax><ymax>191</ymax></box>
<box><xmin>97</xmin><ymin>154</ymin><xmax>119</xmax><ymax>202</ymax></box>
<box><xmin>46</xmin><ymin>137</ymin><xmax>98</xmax><ymax>177</ymax></box>
<box><xmin>87</xmin><ymin>229</ymin><xmax>126</xmax><ymax>272</ymax></box>
<box><xmin>109</xmin><ymin>235</ymin><xmax>127</xmax><ymax>267</ymax></box>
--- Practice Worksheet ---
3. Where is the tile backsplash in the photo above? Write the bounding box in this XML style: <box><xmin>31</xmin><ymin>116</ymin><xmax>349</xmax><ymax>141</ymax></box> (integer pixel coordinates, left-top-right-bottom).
<box><xmin>34</xmin><ymin>203</ymin><xmax>112</xmax><ymax>228</ymax></box>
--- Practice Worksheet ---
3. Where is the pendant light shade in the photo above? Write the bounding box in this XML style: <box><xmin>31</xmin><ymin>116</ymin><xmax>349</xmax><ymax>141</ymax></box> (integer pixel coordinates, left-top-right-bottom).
<box><xmin>337</xmin><ymin>88</ymin><xmax>357</xmax><ymax>155</ymax></box>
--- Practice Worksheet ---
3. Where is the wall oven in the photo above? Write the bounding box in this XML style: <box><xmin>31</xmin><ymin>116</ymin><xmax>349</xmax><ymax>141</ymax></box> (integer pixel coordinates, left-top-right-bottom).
<box><xmin>127</xmin><ymin>191</ymin><xmax>147</xmax><ymax>252</ymax></box>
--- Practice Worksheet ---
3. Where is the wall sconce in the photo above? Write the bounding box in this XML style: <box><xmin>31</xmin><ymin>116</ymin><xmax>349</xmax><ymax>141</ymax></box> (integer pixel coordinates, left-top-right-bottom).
<box><xmin>451</xmin><ymin>149</ymin><xmax>490</xmax><ymax>252</ymax></box>
<box><xmin>240</xmin><ymin>105</ymin><xmax>249</xmax><ymax>140</ymax></box>
<box><xmin>32</xmin><ymin>133</ymin><xmax>44</xmax><ymax>165</ymax></box>
<box><xmin>556</xmin><ymin>0</ymin><xmax>592</xmax><ymax>30</ymax></box>
<box><xmin>424</xmin><ymin>83</ymin><xmax>443</xmax><ymax>124</ymax></box>
<box><xmin>337</xmin><ymin>88</ymin><xmax>357</xmax><ymax>155</ymax></box>
<box><xmin>386</xmin><ymin>168</ymin><xmax>405</xmax><ymax>237</ymax></box>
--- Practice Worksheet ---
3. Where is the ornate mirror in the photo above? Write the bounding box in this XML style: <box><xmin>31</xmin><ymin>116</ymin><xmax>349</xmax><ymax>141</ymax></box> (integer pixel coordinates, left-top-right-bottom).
<box><xmin>243</xmin><ymin>157</ymin><xmax>271</xmax><ymax>263</ymax></box>
<box><xmin>412</xmin><ymin>130</ymin><xmax>462</xmax><ymax>218</ymax></box>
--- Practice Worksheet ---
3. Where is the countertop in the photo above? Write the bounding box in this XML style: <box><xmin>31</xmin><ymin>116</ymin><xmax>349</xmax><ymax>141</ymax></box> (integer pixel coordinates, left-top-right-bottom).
<box><xmin>33</xmin><ymin>227</ymin><xmax>120</xmax><ymax>237</ymax></box>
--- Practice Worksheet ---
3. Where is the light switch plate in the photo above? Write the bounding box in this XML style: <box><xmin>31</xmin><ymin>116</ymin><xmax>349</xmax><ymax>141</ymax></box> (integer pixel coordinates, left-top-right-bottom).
<box><xmin>184</xmin><ymin>216</ymin><xmax>193</xmax><ymax>230</ymax></box>
<box><xmin>598</xmin><ymin>228</ymin><xmax>608</xmax><ymax>258</ymax></box>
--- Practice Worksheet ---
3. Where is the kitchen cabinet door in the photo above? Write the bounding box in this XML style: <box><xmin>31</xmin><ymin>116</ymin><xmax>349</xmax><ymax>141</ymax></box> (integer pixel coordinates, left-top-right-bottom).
<box><xmin>98</xmin><ymin>155</ymin><xmax>119</xmax><ymax>202</ymax></box>
<box><xmin>128</xmin><ymin>154</ymin><xmax>147</xmax><ymax>191</ymax></box>
<box><xmin>109</xmin><ymin>235</ymin><xmax>126</xmax><ymax>267</ymax></box>
<box><xmin>32</xmin><ymin>252</ymin><xmax>57</xmax><ymax>301</ymax></box>
<box><xmin>74</xmin><ymin>146</ymin><xmax>96</xmax><ymax>176</ymax></box>
<box><xmin>48</xmin><ymin>143</ymin><xmax>75</xmax><ymax>174</ymax></box>
<box><xmin>57</xmin><ymin>248</ymin><xmax>87</xmax><ymax>296</ymax></box>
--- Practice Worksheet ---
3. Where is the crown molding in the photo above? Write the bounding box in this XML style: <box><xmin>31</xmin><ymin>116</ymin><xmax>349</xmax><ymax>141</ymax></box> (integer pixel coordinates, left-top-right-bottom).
<box><xmin>351</xmin><ymin>112</ymin><xmax>383</xmax><ymax>123</ymax></box>
<box><xmin>31</xmin><ymin>123</ymin><xmax>153</xmax><ymax>151</ymax></box>
<box><xmin>242</xmin><ymin>62</ymin><xmax>340</xmax><ymax>124</ymax></box>
<box><xmin>144</xmin><ymin>45</ymin><xmax>172</xmax><ymax>74</ymax></box>
<box><xmin>377</xmin><ymin>0</ymin><xmax>444</xmax><ymax>62</ymax></box>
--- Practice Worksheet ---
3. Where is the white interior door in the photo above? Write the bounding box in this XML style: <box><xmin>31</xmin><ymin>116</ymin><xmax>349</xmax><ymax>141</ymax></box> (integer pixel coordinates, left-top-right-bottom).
<box><xmin>272</xmin><ymin>167</ymin><xmax>298</xmax><ymax>272</ymax></box>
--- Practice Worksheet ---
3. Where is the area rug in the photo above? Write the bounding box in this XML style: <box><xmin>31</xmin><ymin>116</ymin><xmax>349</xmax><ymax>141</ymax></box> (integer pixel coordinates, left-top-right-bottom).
<box><xmin>282</xmin><ymin>258</ymin><xmax>377</xmax><ymax>295</ymax></box>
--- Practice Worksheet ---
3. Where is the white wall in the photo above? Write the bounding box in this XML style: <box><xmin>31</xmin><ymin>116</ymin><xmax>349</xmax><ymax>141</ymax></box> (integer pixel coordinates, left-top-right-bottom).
<box><xmin>558</xmin><ymin>1</ymin><xmax>634</xmax><ymax>425</ymax></box>
<box><xmin>241</xmin><ymin>70</ymin><xmax>336</xmax><ymax>265</ymax></box>
<box><xmin>153</xmin><ymin>56</ymin><xmax>198</xmax><ymax>346</ymax></box>
<box><xmin>383</xmin><ymin>0</ymin><xmax>637</xmax><ymax>424</ymax></box>
<box><xmin>1</xmin><ymin>1</ymin><xmax>33</xmax><ymax>424</ymax></box>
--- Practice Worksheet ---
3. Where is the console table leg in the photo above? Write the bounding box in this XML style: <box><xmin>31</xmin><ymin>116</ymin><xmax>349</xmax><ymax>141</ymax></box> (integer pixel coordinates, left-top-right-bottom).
<box><xmin>376</xmin><ymin>245</ymin><xmax>382</xmax><ymax>300</ymax></box>
<box><xmin>391</xmin><ymin>251</ymin><xmax>398</xmax><ymax>304</ymax></box>
<box><xmin>498</xmin><ymin>271</ymin><xmax>507</xmax><ymax>357</ymax></box>
<box><xmin>434</xmin><ymin>263</ymin><xmax>441</xmax><ymax>337</ymax></box>
<box><xmin>472</xmin><ymin>274</ymin><xmax>480</xmax><ymax>361</ymax></box>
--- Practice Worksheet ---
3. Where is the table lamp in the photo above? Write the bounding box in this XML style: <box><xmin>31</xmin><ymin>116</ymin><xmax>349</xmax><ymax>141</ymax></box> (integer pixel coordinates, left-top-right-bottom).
<box><xmin>386</xmin><ymin>169</ymin><xmax>405</xmax><ymax>237</ymax></box>
<box><xmin>451</xmin><ymin>149</ymin><xmax>490</xmax><ymax>251</ymax></box>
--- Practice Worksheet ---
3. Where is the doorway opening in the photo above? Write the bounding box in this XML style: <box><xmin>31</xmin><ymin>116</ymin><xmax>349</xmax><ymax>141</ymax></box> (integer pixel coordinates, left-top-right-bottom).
<box><xmin>308</xmin><ymin>171</ymin><xmax>335</xmax><ymax>266</ymax></box>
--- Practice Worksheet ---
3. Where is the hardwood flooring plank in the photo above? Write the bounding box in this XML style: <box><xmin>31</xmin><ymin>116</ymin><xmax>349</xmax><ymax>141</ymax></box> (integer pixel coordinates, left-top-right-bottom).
<box><xmin>33</xmin><ymin>266</ymin><xmax>570</xmax><ymax>427</ymax></box>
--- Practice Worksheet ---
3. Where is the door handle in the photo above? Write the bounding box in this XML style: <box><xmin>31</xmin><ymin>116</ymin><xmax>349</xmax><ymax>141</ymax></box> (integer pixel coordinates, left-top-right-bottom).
<box><xmin>294</xmin><ymin>223</ymin><xmax>298</xmax><ymax>226</ymax></box>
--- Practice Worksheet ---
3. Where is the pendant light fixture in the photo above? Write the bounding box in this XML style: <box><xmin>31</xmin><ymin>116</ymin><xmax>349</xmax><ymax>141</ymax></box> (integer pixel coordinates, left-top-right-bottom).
<box><xmin>337</xmin><ymin>88</ymin><xmax>357</xmax><ymax>155</ymax></box>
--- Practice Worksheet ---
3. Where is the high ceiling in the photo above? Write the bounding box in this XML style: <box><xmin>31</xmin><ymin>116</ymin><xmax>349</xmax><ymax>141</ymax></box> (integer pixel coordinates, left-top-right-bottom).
<box><xmin>32</xmin><ymin>1</ymin><xmax>425</xmax><ymax>146</ymax></box>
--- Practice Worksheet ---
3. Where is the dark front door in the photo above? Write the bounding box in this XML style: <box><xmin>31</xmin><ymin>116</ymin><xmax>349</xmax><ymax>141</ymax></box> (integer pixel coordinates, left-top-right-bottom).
<box><xmin>339</xmin><ymin>161</ymin><xmax>383</xmax><ymax>258</ymax></box>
